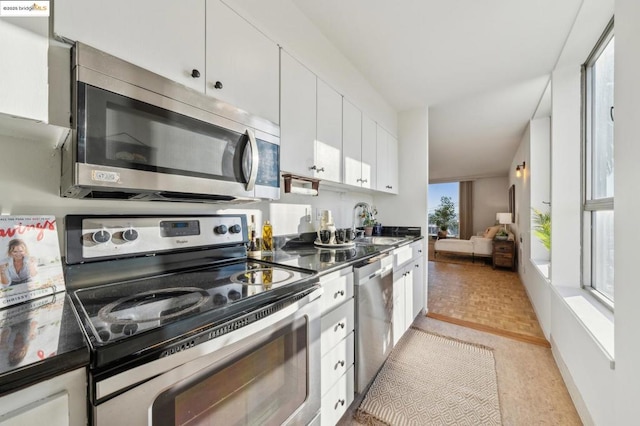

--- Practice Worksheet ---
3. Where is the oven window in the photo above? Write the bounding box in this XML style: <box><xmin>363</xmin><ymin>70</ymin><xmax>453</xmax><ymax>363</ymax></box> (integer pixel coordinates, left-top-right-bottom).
<box><xmin>152</xmin><ymin>317</ymin><xmax>308</xmax><ymax>426</ymax></box>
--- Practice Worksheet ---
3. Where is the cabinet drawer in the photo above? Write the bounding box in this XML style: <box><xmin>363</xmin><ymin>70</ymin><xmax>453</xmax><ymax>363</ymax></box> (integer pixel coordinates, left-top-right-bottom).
<box><xmin>321</xmin><ymin>366</ymin><xmax>354</xmax><ymax>426</ymax></box>
<box><xmin>394</xmin><ymin>245</ymin><xmax>412</xmax><ymax>269</ymax></box>
<box><xmin>493</xmin><ymin>243</ymin><xmax>513</xmax><ymax>253</ymax></box>
<box><xmin>494</xmin><ymin>256</ymin><xmax>513</xmax><ymax>266</ymax></box>
<box><xmin>321</xmin><ymin>332</ymin><xmax>355</xmax><ymax>396</ymax></box>
<box><xmin>411</xmin><ymin>240</ymin><xmax>424</xmax><ymax>261</ymax></box>
<box><xmin>321</xmin><ymin>298</ymin><xmax>354</xmax><ymax>356</ymax></box>
<box><xmin>319</xmin><ymin>269</ymin><xmax>354</xmax><ymax>315</ymax></box>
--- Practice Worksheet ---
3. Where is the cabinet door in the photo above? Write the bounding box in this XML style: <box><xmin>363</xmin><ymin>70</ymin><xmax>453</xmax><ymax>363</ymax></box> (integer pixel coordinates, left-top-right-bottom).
<box><xmin>376</xmin><ymin>126</ymin><xmax>399</xmax><ymax>194</ymax></box>
<box><xmin>280</xmin><ymin>51</ymin><xmax>316</xmax><ymax>177</ymax></box>
<box><xmin>54</xmin><ymin>0</ymin><xmax>205</xmax><ymax>92</ymax></box>
<box><xmin>0</xmin><ymin>18</ymin><xmax>48</xmax><ymax>122</ymax></box>
<box><xmin>392</xmin><ymin>270</ymin><xmax>405</xmax><ymax>346</ymax></box>
<box><xmin>361</xmin><ymin>115</ymin><xmax>377</xmax><ymax>189</ymax></box>
<box><xmin>387</xmin><ymin>134</ymin><xmax>399</xmax><ymax>193</ymax></box>
<box><xmin>206</xmin><ymin>0</ymin><xmax>279</xmax><ymax>124</ymax></box>
<box><xmin>342</xmin><ymin>98</ymin><xmax>362</xmax><ymax>187</ymax></box>
<box><xmin>376</xmin><ymin>125</ymin><xmax>389</xmax><ymax>192</ymax></box>
<box><xmin>316</xmin><ymin>79</ymin><xmax>343</xmax><ymax>183</ymax></box>
<box><xmin>404</xmin><ymin>269</ymin><xmax>414</xmax><ymax>329</ymax></box>
<box><xmin>412</xmin><ymin>256</ymin><xmax>425</xmax><ymax>318</ymax></box>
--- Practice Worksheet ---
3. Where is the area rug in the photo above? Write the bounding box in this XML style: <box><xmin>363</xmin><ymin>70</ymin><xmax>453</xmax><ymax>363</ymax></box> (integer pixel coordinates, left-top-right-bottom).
<box><xmin>355</xmin><ymin>327</ymin><xmax>502</xmax><ymax>425</ymax></box>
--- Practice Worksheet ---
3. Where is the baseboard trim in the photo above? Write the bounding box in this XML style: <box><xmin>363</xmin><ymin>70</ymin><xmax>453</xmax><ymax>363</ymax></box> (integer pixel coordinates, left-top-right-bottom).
<box><xmin>426</xmin><ymin>312</ymin><xmax>551</xmax><ymax>348</ymax></box>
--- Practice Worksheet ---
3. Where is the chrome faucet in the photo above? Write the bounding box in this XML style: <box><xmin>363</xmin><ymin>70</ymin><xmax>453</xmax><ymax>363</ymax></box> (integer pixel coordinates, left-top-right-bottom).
<box><xmin>353</xmin><ymin>202</ymin><xmax>370</xmax><ymax>236</ymax></box>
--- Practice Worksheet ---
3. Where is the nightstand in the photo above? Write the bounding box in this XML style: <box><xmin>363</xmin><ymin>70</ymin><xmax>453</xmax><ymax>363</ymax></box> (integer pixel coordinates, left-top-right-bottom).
<box><xmin>493</xmin><ymin>239</ymin><xmax>515</xmax><ymax>271</ymax></box>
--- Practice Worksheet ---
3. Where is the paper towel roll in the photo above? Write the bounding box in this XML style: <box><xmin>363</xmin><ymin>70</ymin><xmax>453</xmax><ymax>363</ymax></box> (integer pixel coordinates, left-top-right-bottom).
<box><xmin>289</xmin><ymin>186</ymin><xmax>318</xmax><ymax>196</ymax></box>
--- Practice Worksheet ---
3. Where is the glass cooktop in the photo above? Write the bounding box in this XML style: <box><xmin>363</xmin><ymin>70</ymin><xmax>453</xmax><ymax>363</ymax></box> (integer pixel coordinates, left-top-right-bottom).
<box><xmin>71</xmin><ymin>260</ymin><xmax>314</xmax><ymax>346</ymax></box>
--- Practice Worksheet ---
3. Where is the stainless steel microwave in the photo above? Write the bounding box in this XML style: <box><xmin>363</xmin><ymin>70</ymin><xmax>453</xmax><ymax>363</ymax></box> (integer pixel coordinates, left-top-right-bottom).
<box><xmin>61</xmin><ymin>43</ymin><xmax>280</xmax><ymax>204</ymax></box>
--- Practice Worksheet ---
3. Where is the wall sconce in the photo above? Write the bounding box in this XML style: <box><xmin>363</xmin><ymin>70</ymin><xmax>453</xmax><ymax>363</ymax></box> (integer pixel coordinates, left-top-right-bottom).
<box><xmin>515</xmin><ymin>161</ymin><xmax>526</xmax><ymax>178</ymax></box>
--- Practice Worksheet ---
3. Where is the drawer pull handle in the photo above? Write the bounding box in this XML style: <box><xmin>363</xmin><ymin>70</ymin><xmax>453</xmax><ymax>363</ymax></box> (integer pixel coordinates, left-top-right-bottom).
<box><xmin>335</xmin><ymin>359</ymin><xmax>345</xmax><ymax>369</ymax></box>
<box><xmin>334</xmin><ymin>322</ymin><xmax>345</xmax><ymax>331</ymax></box>
<box><xmin>335</xmin><ymin>290</ymin><xmax>345</xmax><ymax>298</ymax></box>
<box><xmin>335</xmin><ymin>399</ymin><xmax>345</xmax><ymax>409</ymax></box>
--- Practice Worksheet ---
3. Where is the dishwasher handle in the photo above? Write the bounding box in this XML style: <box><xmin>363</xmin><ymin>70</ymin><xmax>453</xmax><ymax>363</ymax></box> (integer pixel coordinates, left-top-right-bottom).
<box><xmin>356</xmin><ymin>252</ymin><xmax>393</xmax><ymax>285</ymax></box>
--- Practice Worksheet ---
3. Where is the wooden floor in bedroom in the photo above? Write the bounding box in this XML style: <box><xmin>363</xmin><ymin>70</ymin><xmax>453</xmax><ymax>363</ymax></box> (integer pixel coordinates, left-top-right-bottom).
<box><xmin>427</xmin><ymin>238</ymin><xmax>549</xmax><ymax>347</ymax></box>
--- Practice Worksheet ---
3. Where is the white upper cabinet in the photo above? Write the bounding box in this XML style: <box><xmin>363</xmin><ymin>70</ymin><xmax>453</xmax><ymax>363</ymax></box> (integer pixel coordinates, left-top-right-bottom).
<box><xmin>376</xmin><ymin>125</ymin><xmax>399</xmax><ymax>194</ymax></box>
<box><xmin>342</xmin><ymin>99</ymin><xmax>363</xmax><ymax>187</ymax></box>
<box><xmin>316</xmin><ymin>79</ymin><xmax>343</xmax><ymax>183</ymax></box>
<box><xmin>0</xmin><ymin>18</ymin><xmax>48</xmax><ymax>122</ymax></box>
<box><xmin>280</xmin><ymin>51</ymin><xmax>316</xmax><ymax>177</ymax></box>
<box><xmin>53</xmin><ymin>0</ymin><xmax>206</xmax><ymax>93</ymax></box>
<box><xmin>361</xmin><ymin>115</ymin><xmax>377</xmax><ymax>189</ymax></box>
<box><xmin>205</xmin><ymin>0</ymin><xmax>280</xmax><ymax>124</ymax></box>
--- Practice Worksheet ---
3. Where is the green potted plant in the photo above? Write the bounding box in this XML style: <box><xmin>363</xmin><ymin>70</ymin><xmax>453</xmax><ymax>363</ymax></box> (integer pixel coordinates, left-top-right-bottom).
<box><xmin>495</xmin><ymin>228</ymin><xmax>509</xmax><ymax>240</ymax></box>
<box><xmin>361</xmin><ymin>207</ymin><xmax>378</xmax><ymax>236</ymax></box>
<box><xmin>532</xmin><ymin>208</ymin><xmax>551</xmax><ymax>251</ymax></box>
<box><xmin>429</xmin><ymin>196</ymin><xmax>457</xmax><ymax>238</ymax></box>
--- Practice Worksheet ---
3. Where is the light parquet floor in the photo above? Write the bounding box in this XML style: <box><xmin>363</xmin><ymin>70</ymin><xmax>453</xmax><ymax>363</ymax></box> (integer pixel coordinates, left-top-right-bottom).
<box><xmin>427</xmin><ymin>239</ymin><xmax>549</xmax><ymax>347</ymax></box>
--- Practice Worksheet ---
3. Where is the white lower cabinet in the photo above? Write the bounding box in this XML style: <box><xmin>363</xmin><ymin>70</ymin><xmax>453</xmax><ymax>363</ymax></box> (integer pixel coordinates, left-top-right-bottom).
<box><xmin>393</xmin><ymin>240</ymin><xmax>426</xmax><ymax>345</ymax></box>
<box><xmin>321</xmin><ymin>365</ymin><xmax>354</xmax><ymax>426</ymax></box>
<box><xmin>0</xmin><ymin>368</ymin><xmax>87</xmax><ymax>426</ymax></box>
<box><xmin>319</xmin><ymin>267</ymin><xmax>355</xmax><ymax>426</ymax></box>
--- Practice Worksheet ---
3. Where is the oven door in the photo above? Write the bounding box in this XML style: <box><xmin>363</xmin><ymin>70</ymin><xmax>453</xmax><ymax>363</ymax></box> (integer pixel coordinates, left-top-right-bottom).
<box><xmin>94</xmin><ymin>287</ymin><xmax>322</xmax><ymax>426</ymax></box>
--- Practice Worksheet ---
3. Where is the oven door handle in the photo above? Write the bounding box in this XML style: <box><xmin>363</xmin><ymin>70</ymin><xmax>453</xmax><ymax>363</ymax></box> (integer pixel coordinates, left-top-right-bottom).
<box><xmin>95</xmin><ymin>285</ymin><xmax>323</xmax><ymax>401</ymax></box>
<box><xmin>244</xmin><ymin>129</ymin><xmax>259</xmax><ymax>191</ymax></box>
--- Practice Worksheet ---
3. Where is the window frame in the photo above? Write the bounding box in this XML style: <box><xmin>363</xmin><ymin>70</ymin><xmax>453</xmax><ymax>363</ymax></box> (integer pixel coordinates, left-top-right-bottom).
<box><xmin>581</xmin><ymin>17</ymin><xmax>615</xmax><ymax>310</ymax></box>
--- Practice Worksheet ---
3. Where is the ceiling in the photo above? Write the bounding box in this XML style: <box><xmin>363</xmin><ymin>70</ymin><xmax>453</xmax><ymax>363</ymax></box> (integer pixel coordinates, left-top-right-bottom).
<box><xmin>291</xmin><ymin>0</ymin><xmax>584</xmax><ymax>182</ymax></box>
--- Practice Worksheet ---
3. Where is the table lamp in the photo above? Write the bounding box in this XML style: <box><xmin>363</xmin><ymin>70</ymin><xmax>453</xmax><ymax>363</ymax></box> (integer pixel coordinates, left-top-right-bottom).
<box><xmin>497</xmin><ymin>212</ymin><xmax>512</xmax><ymax>232</ymax></box>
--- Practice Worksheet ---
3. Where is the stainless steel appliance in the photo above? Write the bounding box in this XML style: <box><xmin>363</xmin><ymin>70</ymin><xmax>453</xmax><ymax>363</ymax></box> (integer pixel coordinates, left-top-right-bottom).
<box><xmin>353</xmin><ymin>252</ymin><xmax>394</xmax><ymax>393</ymax></box>
<box><xmin>64</xmin><ymin>214</ymin><xmax>321</xmax><ymax>425</ymax></box>
<box><xmin>61</xmin><ymin>43</ymin><xmax>280</xmax><ymax>204</ymax></box>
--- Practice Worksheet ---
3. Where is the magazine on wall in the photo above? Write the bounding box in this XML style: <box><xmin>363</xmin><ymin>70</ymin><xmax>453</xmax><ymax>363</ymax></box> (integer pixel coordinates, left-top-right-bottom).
<box><xmin>0</xmin><ymin>216</ymin><xmax>65</xmax><ymax>310</ymax></box>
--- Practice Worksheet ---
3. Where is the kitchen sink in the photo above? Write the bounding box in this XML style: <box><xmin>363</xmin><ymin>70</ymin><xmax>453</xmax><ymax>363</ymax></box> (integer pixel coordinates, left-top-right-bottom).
<box><xmin>354</xmin><ymin>236</ymin><xmax>408</xmax><ymax>246</ymax></box>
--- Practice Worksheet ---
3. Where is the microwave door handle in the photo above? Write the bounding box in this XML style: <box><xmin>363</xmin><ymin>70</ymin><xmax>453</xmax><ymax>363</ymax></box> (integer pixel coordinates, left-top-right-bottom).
<box><xmin>245</xmin><ymin>129</ymin><xmax>259</xmax><ymax>191</ymax></box>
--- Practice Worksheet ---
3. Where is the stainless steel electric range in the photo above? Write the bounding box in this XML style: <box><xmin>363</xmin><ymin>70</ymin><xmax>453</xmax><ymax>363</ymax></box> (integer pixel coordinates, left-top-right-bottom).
<box><xmin>64</xmin><ymin>214</ymin><xmax>322</xmax><ymax>426</ymax></box>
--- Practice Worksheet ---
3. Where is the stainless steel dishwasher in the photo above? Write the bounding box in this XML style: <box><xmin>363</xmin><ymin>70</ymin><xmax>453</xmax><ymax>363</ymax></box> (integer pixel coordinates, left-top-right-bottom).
<box><xmin>354</xmin><ymin>252</ymin><xmax>394</xmax><ymax>393</ymax></box>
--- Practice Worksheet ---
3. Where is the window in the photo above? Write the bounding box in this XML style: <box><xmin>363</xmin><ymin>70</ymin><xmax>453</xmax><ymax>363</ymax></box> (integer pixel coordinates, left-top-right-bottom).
<box><xmin>428</xmin><ymin>183</ymin><xmax>459</xmax><ymax>237</ymax></box>
<box><xmin>582</xmin><ymin>19</ymin><xmax>614</xmax><ymax>305</ymax></box>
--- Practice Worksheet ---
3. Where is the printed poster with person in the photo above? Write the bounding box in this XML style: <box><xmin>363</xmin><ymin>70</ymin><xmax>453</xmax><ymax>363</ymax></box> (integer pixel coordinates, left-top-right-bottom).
<box><xmin>0</xmin><ymin>216</ymin><xmax>65</xmax><ymax>309</ymax></box>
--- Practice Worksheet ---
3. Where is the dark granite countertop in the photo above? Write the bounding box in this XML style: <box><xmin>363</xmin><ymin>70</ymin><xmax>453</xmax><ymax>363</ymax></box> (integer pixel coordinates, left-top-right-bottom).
<box><xmin>0</xmin><ymin>292</ymin><xmax>89</xmax><ymax>397</ymax></box>
<box><xmin>264</xmin><ymin>229</ymin><xmax>423</xmax><ymax>276</ymax></box>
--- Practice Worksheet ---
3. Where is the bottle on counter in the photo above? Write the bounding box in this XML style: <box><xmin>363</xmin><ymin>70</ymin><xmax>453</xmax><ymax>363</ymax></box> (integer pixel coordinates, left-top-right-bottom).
<box><xmin>261</xmin><ymin>220</ymin><xmax>273</xmax><ymax>253</ymax></box>
<box><xmin>248</xmin><ymin>237</ymin><xmax>262</xmax><ymax>259</ymax></box>
<box><xmin>247</xmin><ymin>215</ymin><xmax>261</xmax><ymax>258</ymax></box>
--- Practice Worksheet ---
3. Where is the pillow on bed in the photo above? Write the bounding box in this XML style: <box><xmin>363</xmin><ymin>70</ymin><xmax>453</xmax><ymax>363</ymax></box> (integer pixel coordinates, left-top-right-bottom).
<box><xmin>483</xmin><ymin>225</ymin><xmax>501</xmax><ymax>239</ymax></box>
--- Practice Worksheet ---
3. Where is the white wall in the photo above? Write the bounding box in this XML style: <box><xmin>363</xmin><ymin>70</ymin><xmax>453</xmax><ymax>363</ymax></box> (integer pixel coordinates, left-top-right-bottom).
<box><xmin>614</xmin><ymin>0</ymin><xmax>640</xmax><ymax>422</ymax></box>
<box><xmin>471</xmin><ymin>176</ymin><xmax>509</xmax><ymax>235</ymax></box>
<box><xmin>529</xmin><ymin>117</ymin><xmax>551</xmax><ymax>262</ymax></box>
<box><xmin>550</xmin><ymin>64</ymin><xmax>582</xmax><ymax>288</ymax></box>
<box><xmin>512</xmin><ymin>1</ymin><xmax>619</xmax><ymax>424</ymax></box>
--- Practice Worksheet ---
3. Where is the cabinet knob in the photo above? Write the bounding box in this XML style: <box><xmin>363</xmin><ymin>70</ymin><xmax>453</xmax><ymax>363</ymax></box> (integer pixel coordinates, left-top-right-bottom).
<box><xmin>334</xmin><ymin>290</ymin><xmax>345</xmax><ymax>298</ymax></box>
<box><xmin>191</xmin><ymin>69</ymin><xmax>201</xmax><ymax>78</ymax></box>
<box><xmin>310</xmin><ymin>165</ymin><xmax>325</xmax><ymax>172</ymax></box>
<box><xmin>214</xmin><ymin>81</ymin><xmax>223</xmax><ymax>89</ymax></box>
<box><xmin>386</xmin><ymin>185</ymin><xmax>393</xmax><ymax>189</ymax></box>
<box><xmin>334</xmin><ymin>322</ymin><xmax>345</xmax><ymax>331</ymax></box>
<box><xmin>335</xmin><ymin>360</ymin><xmax>345</xmax><ymax>369</ymax></box>
<box><xmin>335</xmin><ymin>399</ymin><xmax>345</xmax><ymax>409</ymax></box>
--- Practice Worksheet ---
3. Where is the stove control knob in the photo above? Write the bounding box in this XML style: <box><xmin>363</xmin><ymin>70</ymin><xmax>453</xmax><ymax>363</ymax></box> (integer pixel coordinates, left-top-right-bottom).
<box><xmin>122</xmin><ymin>229</ymin><xmax>139</xmax><ymax>242</ymax></box>
<box><xmin>214</xmin><ymin>225</ymin><xmax>228</xmax><ymax>235</ymax></box>
<box><xmin>92</xmin><ymin>229</ymin><xmax>111</xmax><ymax>244</ymax></box>
<box><xmin>229</xmin><ymin>224</ymin><xmax>242</xmax><ymax>234</ymax></box>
